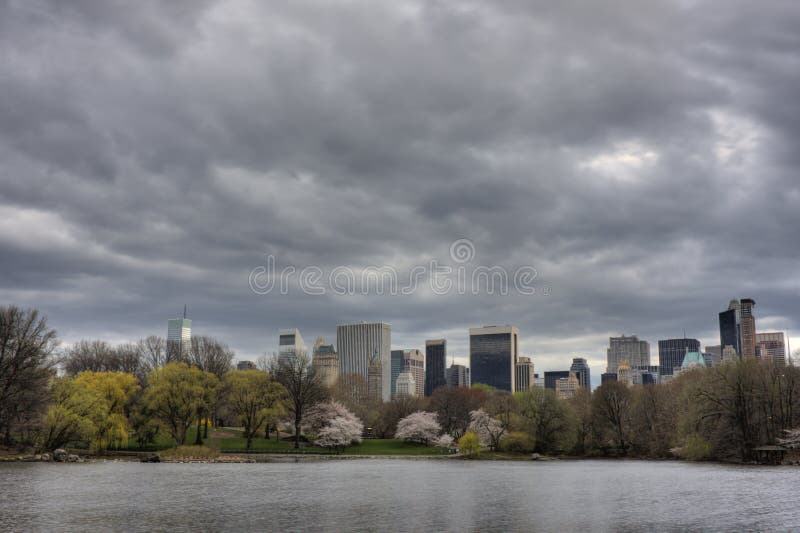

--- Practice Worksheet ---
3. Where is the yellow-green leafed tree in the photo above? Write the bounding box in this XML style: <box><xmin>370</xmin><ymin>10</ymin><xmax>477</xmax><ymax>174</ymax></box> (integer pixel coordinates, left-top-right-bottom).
<box><xmin>223</xmin><ymin>370</ymin><xmax>287</xmax><ymax>450</ymax></box>
<box><xmin>143</xmin><ymin>362</ymin><xmax>218</xmax><ymax>446</ymax></box>
<box><xmin>458</xmin><ymin>430</ymin><xmax>481</xmax><ymax>457</ymax></box>
<box><xmin>40</xmin><ymin>377</ymin><xmax>104</xmax><ymax>451</ymax></box>
<box><xmin>73</xmin><ymin>371</ymin><xmax>139</xmax><ymax>451</ymax></box>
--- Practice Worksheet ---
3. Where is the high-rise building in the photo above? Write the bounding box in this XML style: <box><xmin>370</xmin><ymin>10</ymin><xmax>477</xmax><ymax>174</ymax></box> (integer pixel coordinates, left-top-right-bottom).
<box><xmin>313</xmin><ymin>341</ymin><xmax>339</xmax><ymax>388</ymax></box>
<box><xmin>756</xmin><ymin>332</ymin><xmax>786</xmax><ymax>366</ymax></box>
<box><xmin>424</xmin><ymin>339</ymin><xmax>447</xmax><ymax>396</ymax></box>
<box><xmin>658</xmin><ymin>338</ymin><xmax>701</xmax><ymax>377</ymax></box>
<box><xmin>391</xmin><ymin>349</ymin><xmax>424</xmax><ymax>399</ymax></box>
<box><xmin>515</xmin><ymin>356</ymin><xmax>535</xmax><ymax>392</ymax></box>
<box><xmin>337</xmin><ymin>322</ymin><xmax>392</xmax><ymax>402</ymax></box>
<box><xmin>569</xmin><ymin>357</ymin><xmax>591</xmax><ymax>389</ymax></box>
<box><xmin>704</xmin><ymin>345</ymin><xmax>722</xmax><ymax>367</ymax></box>
<box><xmin>167</xmin><ymin>309</ymin><xmax>192</xmax><ymax>361</ymax></box>
<box><xmin>469</xmin><ymin>326</ymin><xmax>519</xmax><ymax>392</ymax></box>
<box><xmin>555</xmin><ymin>372</ymin><xmax>580</xmax><ymax>400</ymax></box>
<box><xmin>236</xmin><ymin>360</ymin><xmax>256</xmax><ymax>371</ymax></box>
<box><xmin>544</xmin><ymin>370</ymin><xmax>570</xmax><ymax>390</ymax></box>
<box><xmin>740</xmin><ymin>299</ymin><xmax>757</xmax><ymax>359</ymax></box>
<box><xmin>601</xmin><ymin>373</ymin><xmax>617</xmax><ymax>384</ymax></box>
<box><xmin>617</xmin><ymin>360</ymin><xmax>633</xmax><ymax>386</ymax></box>
<box><xmin>607</xmin><ymin>336</ymin><xmax>649</xmax><ymax>374</ymax></box>
<box><xmin>719</xmin><ymin>300</ymin><xmax>741</xmax><ymax>356</ymax></box>
<box><xmin>446</xmin><ymin>364</ymin><xmax>471</xmax><ymax>388</ymax></box>
<box><xmin>279</xmin><ymin>328</ymin><xmax>306</xmax><ymax>364</ymax></box>
<box><xmin>367</xmin><ymin>350</ymin><xmax>383</xmax><ymax>401</ymax></box>
<box><xmin>632</xmin><ymin>365</ymin><xmax>660</xmax><ymax>385</ymax></box>
<box><xmin>395</xmin><ymin>370</ymin><xmax>417</xmax><ymax>399</ymax></box>
<box><xmin>533</xmin><ymin>373</ymin><xmax>544</xmax><ymax>388</ymax></box>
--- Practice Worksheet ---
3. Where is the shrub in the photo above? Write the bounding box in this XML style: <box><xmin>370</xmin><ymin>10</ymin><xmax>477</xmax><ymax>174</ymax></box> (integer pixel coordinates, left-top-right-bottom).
<box><xmin>681</xmin><ymin>434</ymin><xmax>712</xmax><ymax>461</ymax></box>
<box><xmin>499</xmin><ymin>432</ymin><xmax>535</xmax><ymax>454</ymax></box>
<box><xmin>458</xmin><ymin>431</ymin><xmax>481</xmax><ymax>457</ymax></box>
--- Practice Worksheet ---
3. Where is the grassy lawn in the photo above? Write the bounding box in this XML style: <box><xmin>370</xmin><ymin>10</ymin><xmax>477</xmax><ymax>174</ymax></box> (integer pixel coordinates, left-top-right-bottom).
<box><xmin>124</xmin><ymin>426</ymin><xmax>446</xmax><ymax>456</ymax></box>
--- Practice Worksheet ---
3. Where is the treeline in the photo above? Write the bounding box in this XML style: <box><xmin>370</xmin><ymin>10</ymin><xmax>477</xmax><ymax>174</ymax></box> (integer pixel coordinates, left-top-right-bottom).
<box><xmin>2</xmin><ymin>304</ymin><xmax>799</xmax><ymax>462</ymax></box>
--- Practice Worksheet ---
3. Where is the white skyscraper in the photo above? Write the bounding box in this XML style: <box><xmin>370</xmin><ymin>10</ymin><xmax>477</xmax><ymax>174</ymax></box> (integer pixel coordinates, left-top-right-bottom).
<box><xmin>278</xmin><ymin>328</ymin><xmax>307</xmax><ymax>364</ymax></box>
<box><xmin>167</xmin><ymin>307</ymin><xmax>191</xmax><ymax>360</ymax></box>
<box><xmin>337</xmin><ymin>322</ymin><xmax>391</xmax><ymax>402</ymax></box>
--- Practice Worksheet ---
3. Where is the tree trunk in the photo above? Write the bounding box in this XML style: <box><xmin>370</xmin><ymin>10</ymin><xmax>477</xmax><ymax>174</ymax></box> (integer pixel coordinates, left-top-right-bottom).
<box><xmin>264</xmin><ymin>424</ymin><xmax>270</xmax><ymax>440</ymax></box>
<box><xmin>294</xmin><ymin>417</ymin><xmax>301</xmax><ymax>449</ymax></box>
<box><xmin>194</xmin><ymin>413</ymin><xmax>203</xmax><ymax>445</ymax></box>
<box><xmin>204</xmin><ymin>416</ymin><xmax>209</xmax><ymax>439</ymax></box>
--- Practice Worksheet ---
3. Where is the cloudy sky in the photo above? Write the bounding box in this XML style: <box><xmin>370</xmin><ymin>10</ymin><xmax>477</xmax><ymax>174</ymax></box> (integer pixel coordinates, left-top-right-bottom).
<box><xmin>2</xmin><ymin>0</ymin><xmax>799</xmax><ymax>385</ymax></box>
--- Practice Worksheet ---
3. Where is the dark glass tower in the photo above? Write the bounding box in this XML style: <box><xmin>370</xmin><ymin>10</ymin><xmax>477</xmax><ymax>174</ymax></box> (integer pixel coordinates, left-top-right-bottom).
<box><xmin>658</xmin><ymin>338</ymin><xmax>701</xmax><ymax>376</ymax></box>
<box><xmin>424</xmin><ymin>339</ymin><xmax>447</xmax><ymax>396</ymax></box>
<box><xmin>569</xmin><ymin>357</ymin><xmax>591</xmax><ymax>389</ymax></box>
<box><xmin>469</xmin><ymin>326</ymin><xmax>518</xmax><ymax>392</ymax></box>
<box><xmin>719</xmin><ymin>307</ymin><xmax>740</xmax><ymax>355</ymax></box>
<box><xmin>544</xmin><ymin>370</ymin><xmax>570</xmax><ymax>389</ymax></box>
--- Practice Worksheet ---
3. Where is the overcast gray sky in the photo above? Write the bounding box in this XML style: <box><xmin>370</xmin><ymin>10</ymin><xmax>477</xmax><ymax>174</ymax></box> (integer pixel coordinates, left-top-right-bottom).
<box><xmin>2</xmin><ymin>1</ymin><xmax>799</xmax><ymax>385</ymax></box>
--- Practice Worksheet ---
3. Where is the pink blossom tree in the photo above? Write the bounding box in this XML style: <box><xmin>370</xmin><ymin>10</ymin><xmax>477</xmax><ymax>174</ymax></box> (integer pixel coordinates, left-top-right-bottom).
<box><xmin>314</xmin><ymin>415</ymin><xmax>364</xmax><ymax>452</ymax></box>
<box><xmin>468</xmin><ymin>409</ymin><xmax>505</xmax><ymax>451</ymax></box>
<box><xmin>395</xmin><ymin>411</ymin><xmax>441</xmax><ymax>445</ymax></box>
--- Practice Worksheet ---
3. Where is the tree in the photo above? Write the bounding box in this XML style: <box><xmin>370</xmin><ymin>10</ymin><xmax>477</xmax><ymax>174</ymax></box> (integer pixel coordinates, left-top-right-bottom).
<box><xmin>143</xmin><ymin>362</ymin><xmax>218</xmax><ymax>446</ymax></box>
<box><xmin>314</xmin><ymin>416</ymin><xmax>364</xmax><ymax>452</ymax></box>
<box><xmin>188</xmin><ymin>336</ymin><xmax>234</xmax><ymax>441</ymax></box>
<box><xmin>223</xmin><ymin>370</ymin><xmax>286</xmax><ymax>450</ymax></box>
<box><xmin>457</xmin><ymin>430</ymin><xmax>481</xmax><ymax>457</ymax></box>
<box><xmin>303</xmin><ymin>400</ymin><xmax>360</xmax><ymax>439</ymax></box>
<box><xmin>516</xmin><ymin>387</ymin><xmax>575</xmax><ymax>454</ymax></box>
<box><xmin>592</xmin><ymin>381</ymin><xmax>633</xmax><ymax>454</ymax></box>
<box><xmin>395</xmin><ymin>411</ymin><xmax>441</xmax><ymax>445</ymax></box>
<box><xmin>72</xmin><ymin>371</ymin><xmax>139</xmax><ymax>451</ymax></box>
<box><xmin>434</xmin><ymin>433</ymin><xmax>454</xmax><ymax>450</ymax></box>
<box><xmin>138</xmin><ymin>335</ymin><xmax>167</xmax><ymax>373</ymax></box>
<box><xmin>468</xmin><ymin>409</ymin><xmax>505</xmax><ymax>451</ymax></box>
<box><xmin>40</xmin><ymin>377</ymin><xmax>103</xmax><ymax>451</ymax></box>
<box><xmin>429</xmin><ymin>386</ymin><xmax>487</xmax><ymax>439</ymax></box>
<box><xmin>270</xmin><ymin>351</ymin><xmax>325</xmax><ymax>448</ymax></box>
<box><xmin>62</xmin><ymin>340</ymin><xmax>119</xmax><ymax>375</ymax></box>
<box><xmin>0</xmin><ymin>305</ymin><xmax>58</xmax><ymax>447</ymax></box>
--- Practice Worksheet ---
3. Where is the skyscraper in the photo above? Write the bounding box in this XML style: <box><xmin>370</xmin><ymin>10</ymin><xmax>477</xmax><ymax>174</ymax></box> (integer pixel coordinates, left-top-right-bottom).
<box><xmin>515</xmin><ymin>356</ymin><xmax>535</xmax><ymax>392</ymax></box>
<box><xmin>391</xmin><ymin>349</ymin><xmax>424</xmax><ymax>399</ymax></box>
<box><xmin>337</xmin><ymin>322</ymin><xmax>392</xmax><ymax>402</ymax></box>
<box><xmin>367</xmin><ymin>350</ymin><xmax>383</xmax><ymax>401</ymax></box>
<box><xmin>424</xmin><ymin>339</ymin><xmax>447</xmax><ymax>396</ymax></box>
<box><xmin>544</xmin><ymin>370</ymin><xmax>570</xmax><ymax>390</ymax></box>
<box><xmin>167</xmin><ymin>307</ymin><xmax>191</xmax><ymax>361</ymax></box>
<box><xmin>606</xmin><ymin>335</ymin><xmax>649</xmax><ymax>373</ymax></box>
<box><xmin>719</xmin><ymin>300</ymin><xmax>741</xmax><ymax>355</ymax></box>
<box><xmin>756</xmin><ymin>332</ymin><xmax>786</xmax><ymax>366</ymax></box>
<box><xmin>658</xmin><ymin>338</ymin><xmax>700</xmax><ymax>377</ymax></box>
<box><xmin>395</xmin><ymin>370</ymin><xmax>417</xmax><ymax>399</ymax></box>
<box><xmin>278</xmin><ymin>328</ymin><xmax>306</xmax><ymax>364</ymax></box>
<box><xmin>569</xmin><ymin>357</ymin><xmax>591</xmax><ymax>389</ymax></box>
<box><xmin>446</xmin><ymin>364</ymin><xmax>471</xmax><ymax>388</ymax></box>
<box><xmin>740</xmin><ymin>298</ymin><xmax>757</xmax><ymax>359</ymax></box>
<box><xmin>469</xmin><ymin>326</ymin><xmax>519</xmax><ymax>392</ymax></box>
<box><xmin>555</xmin><ymin>372</ymin><xmax>580</xmax><ymax>400</ymax></box>
<box><xmin>312</xmin><ymin>341</ymin><xmax>339</xmax><ymax>388</ymax></box>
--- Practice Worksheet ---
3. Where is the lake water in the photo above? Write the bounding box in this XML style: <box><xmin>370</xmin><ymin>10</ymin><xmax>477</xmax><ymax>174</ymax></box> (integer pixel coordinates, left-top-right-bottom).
<box><xmin>1</xmin><ymin>459</ymin><xmax>798</xmax><ymax>531</ymax></box>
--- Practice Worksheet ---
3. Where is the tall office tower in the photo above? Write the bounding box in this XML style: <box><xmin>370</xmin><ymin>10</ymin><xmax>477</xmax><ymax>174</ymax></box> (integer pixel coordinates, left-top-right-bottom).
<box><xmin>167</xmin><ymin>307</ymin><xmax>191</xmax><ymax>361</ymax></box>
<box><xmin>632</xmin><ymin>365</ymin><xmax>660</xmax><ymax>385</ymax></box>
<box><xmin>515</xmin><ymin>356</ymin><xmax>535</xmax><ymax>392</ymax></box>
<box><xmin>722</xmin><ymin>345</ymin><xmax>738</xmax><ymax>362</ymax></box>
<box><xmin>312</xmin><ymin>341</ymin><xmax>339</xmax><ymax>388</ymax></box>
<box><xmin>391</xmin><ymin>349</ymin><xmax>425</xmax><ymax>399</ymax></box>
<box><xmin>657</xmin><ymin>338</ymin><xmax>701</xmax><ymax>377</ymax></box>
<box><xmin>756</xmin><ymin>332</ymin><xmax>786</xmax><ymax>366</ymax></box>
<box><xmin>555</xmin><ymin>372</ymin><xmax>580</xmax><ymax>400</ymax></box>
<box><xmin>395</xmin><ymin>370</ymin><xmax>417</xmax><ymax>399</ymax></box>
<box><xmin>533</xmin><ymin>373</ymin><xmax>544</xmax><ymax>388</ymax></box>
<box><xmin>719</xmin><ymin>299</ymin><xmax>742</xmax><ymax>356</ymax></box>
<box><xmin>425</xmin><ymin>339</ymin><xmax>447</xmax><ymax>396</ymax></box>
<box><xmin>469</xmin><ymin>326</ymin><xmax>519</xmax><ymax>392</ymax></box>
<box><xmin>279</xmin><ymin>328</ymin><xmax>307</xmax><ymax>364</ymax></box>
<box><xmin>569</xmin><ymin>357</ymin><xmax>591</xmax><ymax>389</ymax></box>
<box><xmin>367</xmin><ymin>351</ymin><xmax>383</xmax><ymax>401</ymax></box>
<box><xmin>337</xmin><ymin>322</ymin><xmax>392</xmax><ymax>402</ymax></box>
<box><xmin>446</xmin><ymin>364</ymin><xmax>471</xmax><ymax>388</ymax></box>
<box><xmin>606</xmin><ymin>335</ymin><xmax>649</xmax><ymax>373</ymax></box>
<box><xmin>740</xmin><ymin>299</ymin><xmax>757</xmax><ymax>359</ymax></box>
<box><xmin>544</xmin><ymin>370</ymin><xmax>570</xmax><ymax>390</ymax></box>
<box><xmin>704</xmin><ymin>345</ymin><xmax>723</xmax><ymax>367</ymax></box>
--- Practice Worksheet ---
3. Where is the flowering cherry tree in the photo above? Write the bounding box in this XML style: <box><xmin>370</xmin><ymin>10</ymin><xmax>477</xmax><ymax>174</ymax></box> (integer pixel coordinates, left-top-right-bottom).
<box><xmin>303</xmin><ymin>400</ymin><xmax>359</xmax><ymax>438</ymax></box>
<box><xmin>468</xmin><ymin>409</ymin><xmax>505</xmax><ymax>451</ymax></box>
<box><xmin>395</xmin><ymin>411</ymin><xmax>442</xmax><ymax>445</ymax></box>
<box><xmin>314</xmin><ymin>415</ymin><xmax>364</xmax><ymax>452</ymax></box>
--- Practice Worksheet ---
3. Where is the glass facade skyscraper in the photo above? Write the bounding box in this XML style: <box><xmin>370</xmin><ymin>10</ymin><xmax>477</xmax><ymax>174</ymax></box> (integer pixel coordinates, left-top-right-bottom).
<box><xmin>469</xmin><ymin>326</ymin><xmax>518</xmax><ymax>392</ymax></box>
<box><xmin>658</xmin><ymin>338</ymin><xmax>700</xmax><ymax>376</ymax></box>
<box><xmin>424</xmin><ymin>339</ymin><xmax>447</xmax><ymax>396</ymax></box>
<box><xmin>569</xmin><ymin>357</ymin><xmax>591</xmax><ymax>389</ymax></box>
<box><xmin>337</xmin><ymin>322</ymin><xmax>392</xmax><ymax>402</ymax></box>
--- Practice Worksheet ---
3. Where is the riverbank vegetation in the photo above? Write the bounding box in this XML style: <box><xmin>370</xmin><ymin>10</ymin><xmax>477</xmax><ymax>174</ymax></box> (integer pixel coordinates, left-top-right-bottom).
<box><xmin>3</xmin><ymin>304</ymin><xmax>800</xmax><ymax>463</ymax></box>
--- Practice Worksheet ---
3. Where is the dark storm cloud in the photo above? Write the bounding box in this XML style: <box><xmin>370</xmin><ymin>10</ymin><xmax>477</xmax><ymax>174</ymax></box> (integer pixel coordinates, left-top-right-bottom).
<box><xmin>1</xmin><ymin>0</ymin><xmax>799</xmax><ymax>381</ymax></box>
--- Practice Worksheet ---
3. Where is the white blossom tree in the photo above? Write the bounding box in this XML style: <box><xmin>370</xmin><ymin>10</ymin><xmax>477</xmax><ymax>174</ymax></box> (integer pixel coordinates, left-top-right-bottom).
<box><xmin>434</xmin><ymin>433</ymin><xmax>454</xmax><ymax>450</ymax></box>
<box><xmin>778</xmin><ymin>428</ymin><xmax>800</xmax><ymax>449</ymax></box>
<box><xmin>468</xmin><ymin>409</ymin><xmax>505</xmax><ymax>451</ymax></box>
<box><xmin>395</xmin><ymin>411</ymin><xmax>441</xmax><ymax>445</ymax></box>
<box><xmin>314</xmin><ymin>415</ymin><xmax>364</xmax><ymax>452</ymax></box>
<box><xmin>303</xmin><ymin>400</ymin><xmax>355</xmax><ymax>439</ymax></box>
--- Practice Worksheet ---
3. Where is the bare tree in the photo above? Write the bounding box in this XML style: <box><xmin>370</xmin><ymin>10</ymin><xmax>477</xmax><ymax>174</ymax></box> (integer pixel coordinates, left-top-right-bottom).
<box><xmin>61</xmin><ymin>339</ymin><xmax>118</xmax><ymax>375</ymax></box>
<box><xmin>188</xmin><ymin>335</ymin><xmax>234</xmax><ymax>441</ymax></box>
<box><xmin>269</xmin><ymin>351</ymin><xmax>325</xmax><ymax>448</ymax></box>
<box><xmin>138</xmin><ymin>335</ymin><xmax>166</xmax><ymax>373</ymax></box>
<box><xmin>0</xmin><ymin>306</ymin><xmax>58</xmax><ymax>447</ymax></box>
